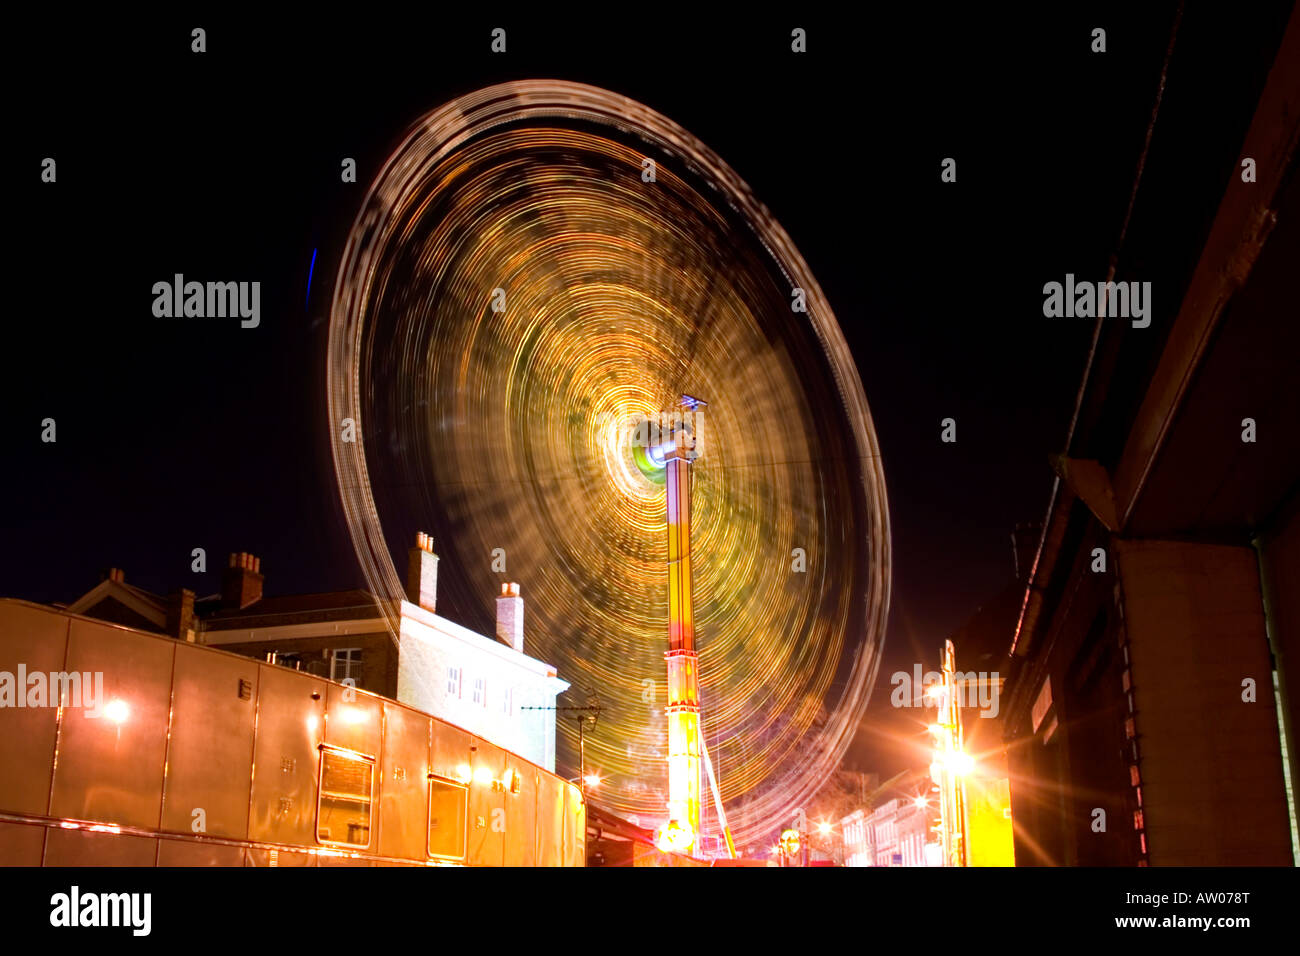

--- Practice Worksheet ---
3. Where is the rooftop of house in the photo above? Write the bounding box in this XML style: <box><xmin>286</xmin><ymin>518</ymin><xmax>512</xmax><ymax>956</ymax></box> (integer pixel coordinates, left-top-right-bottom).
<box><xmin>204</xmin><ymin>589</ymin><xmax>383</xmax><ymax>629</ymax></box>
<box><xmin>61</xmin><ymin>535</ymin><xmax>540</xmax><ymax>661</ymax></box>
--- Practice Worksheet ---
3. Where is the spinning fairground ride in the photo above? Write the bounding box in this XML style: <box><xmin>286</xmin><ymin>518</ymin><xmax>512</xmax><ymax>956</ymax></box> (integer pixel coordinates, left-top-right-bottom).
<box><xmin>327</xmin><ymin>81</ymin><xmax>889</xmax><ymax>857</ymax></box>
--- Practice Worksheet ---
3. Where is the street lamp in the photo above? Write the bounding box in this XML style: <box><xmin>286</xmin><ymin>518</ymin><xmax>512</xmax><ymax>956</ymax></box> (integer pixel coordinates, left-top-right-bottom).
<box><xmin>524</xmin><ymin>696</ymin><xmax>601</xmax><ymax>800</ymax></box>
<box><xmin>809</xmin><ymin>819</ymin><xmax>849</xmax><ymax>866</ymax></box>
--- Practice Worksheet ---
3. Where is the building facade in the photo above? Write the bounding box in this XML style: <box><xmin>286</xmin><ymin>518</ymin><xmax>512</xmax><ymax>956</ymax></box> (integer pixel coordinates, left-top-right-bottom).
<box><xmin>864</xmin><ymin>797</ymin><xmax>938</xmax><ymax>867</ymax></box>
<box><xmin>841</xmin><ymin>809</ymin><xmax>871</xmax><ymax>868</ymax></box>
<box><xmin>394</xmin><ymin>588</ymin><xmax>566</xmax><ymax>773</ymax></box>
<box><xmin>1001</xmin><ymin>13</ymin><xmax>1300</xmax><ymax>866</ymax></box>
<box><xmin>60</xmin><ymin>536</ymin><xmax>569</xmax><ymax>773</ymax></box>
<box><xmin>0</xmin><ymin>599</ymin><xmax>584</xmax><ymax>866</ymax></box>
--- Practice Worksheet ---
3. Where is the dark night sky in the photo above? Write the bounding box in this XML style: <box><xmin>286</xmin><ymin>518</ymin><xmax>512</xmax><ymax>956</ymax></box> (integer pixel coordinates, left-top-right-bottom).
<box><xmin>8</xmin><ymin>6</ymin><xmax>1291</xmax><ymax>780</ymax></box>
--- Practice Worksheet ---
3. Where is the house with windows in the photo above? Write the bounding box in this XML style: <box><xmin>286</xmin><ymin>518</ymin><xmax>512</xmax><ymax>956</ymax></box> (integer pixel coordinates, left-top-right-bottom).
<box><xmin>865</xmin><ymin>796</ymin><xmax>939</xmax><ymax>867</ymax></box>
<box><xmin>840</xmin><ymin>809</ymin><xmax>870</xmax><ymax>868</ymax></box>
<box><xmin>392</xmin><ymin>574</ymin><xmax>568</xmax><ymax>773</ymax></box>
<box><xmin>62</xmin><ymin>537</ymin><xmax>568</xmax><ymax>772</ymax></box>
<box><xmin>837</xmin><ymin>768</ymin><xmax>942</xmax><ymax>868</ymax></box>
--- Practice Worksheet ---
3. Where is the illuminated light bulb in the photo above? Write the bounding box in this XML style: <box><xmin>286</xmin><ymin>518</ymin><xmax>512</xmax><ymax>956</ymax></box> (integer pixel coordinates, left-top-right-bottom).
<box><xmin>647</xmin><ymin>440</ymin><xmax>676</xmax><ymax>467</ymax></box>
<box><xmin>914</xmin><ymin>796</ymin><xmax>928</xmax><ymax>808</ymax></box>
<box><xmin>817</xmin><ymin>822</ymin><xmax>831</xmax><ymax>835</ymax></box>
<box><xmin>473</xmin><ymin>766</ymin><xmax>494</xmax><ymax>786</ymax></box>
<box><xmin>455</xmin><ymin>764</ymin><xmax>474</xmax><ymax>785</ymax></box>
<box><xmin>583</xmin><ymin>773</ymin><xmax>601</xmax><ymax>788</ymax></box>
<box><xmin>103</xmin><ymin>699</ymin><xmax>129</xmax><ymax>724</ymax></box>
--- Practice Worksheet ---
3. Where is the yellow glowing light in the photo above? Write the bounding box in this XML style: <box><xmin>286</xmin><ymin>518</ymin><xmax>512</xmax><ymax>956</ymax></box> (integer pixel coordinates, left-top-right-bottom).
<box><xmin>914</xmin><ymin>796</ymin><xmax>928</xmax><ymax>808</ymax></box>
<box><xmin>340</xmin><ymin>706</ymin><xmax>368</xmax><ymax>725</ymax></box>
<box><xmin>656</xmin><ymin>820</ymin><xmax>695</xmax><ymax>854</ymax></box>
<box><xmin>455</xmin><ymin>763</ymin><xmax>474</xmax><ymax>784</ymax></box>
<box><xmin>948</xmin><ymin>751</ymin><xmax>975</xmax><ymax>776</ymax></box>
<box><xmin>583</xmin><ymin>773</ymin><xmax>602</xmax><ymax>788</ymax></box>
<box><xmin>934</xmin><ymin>751</ymin><xmax>975</xmax><ymax>777</ymax></box>
<box><xmin>780</xmin><ymin>828</ymin><xmax>801</xmax><ymax>854</ymax></box>
<box><xmin>102</xmin><ymin>699</ymin><xmax>129</xmax><ymax>724</ymax></box>
<box><xmin>817</xmin><ymin>822</ymin><xmax>831</xmax><ymax>835</ymax></box>
<box><xmin>473</xmin><ymin>766</ymin><xmax>495</xmax><ymax>786</ymax></box>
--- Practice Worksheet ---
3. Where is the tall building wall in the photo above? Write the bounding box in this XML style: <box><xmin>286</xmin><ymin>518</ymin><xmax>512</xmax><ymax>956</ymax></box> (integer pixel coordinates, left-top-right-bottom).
<box><xmin>1116</xmin><ymin>538</ymin><xmax>1292</xmax><ymax>865</ymax></box>
<box><xmin>1006</xmin><ymin>517</ymin><xmax>1138</xmax><ymax>866</ymax></box>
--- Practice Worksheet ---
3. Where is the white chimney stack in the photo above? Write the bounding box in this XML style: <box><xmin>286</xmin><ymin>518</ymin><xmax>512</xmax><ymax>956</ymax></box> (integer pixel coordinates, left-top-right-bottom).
<box><xmin>406</xmin><ymin>532</ymin><xmax>439</xmax><ymax>613</ymax></box>
<box><xmin>496</xmin><ymin>582</ymin><xmax>524</xmax><ymax>653</ymax></box>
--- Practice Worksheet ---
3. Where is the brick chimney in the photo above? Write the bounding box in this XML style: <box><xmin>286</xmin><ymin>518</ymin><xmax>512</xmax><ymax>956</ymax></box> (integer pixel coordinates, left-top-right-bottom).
<box><xmin>495</xmin><ymin>582</ymin><xmax>524</xmax><ymax>653</ymax></box>
<box><xmin>406</xmin><ymin>532</ymin><xmax>439</xmax><ymax>612</ymax></box>
<box><xmin>103</xmin><ymin>568</ymin><xmax>126</xmax><ymax>584</ymax></box>
<box><xmin>222</xmin><ymin>552</ymin><xmax>264</xmax><ymax>610</ymax></box>
<box><xmin>167</xmin><ymin>588</ymin><xmax>196</xmax><ymax>640</ymax></box>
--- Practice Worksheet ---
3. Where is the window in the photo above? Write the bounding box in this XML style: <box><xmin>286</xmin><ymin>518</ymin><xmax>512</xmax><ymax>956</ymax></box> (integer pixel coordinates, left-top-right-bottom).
<box><xmin>473</xmin><ymin>677</ymin><xmax>486</xmax><ymax>707</ymax></box>
<box><xmin>428</xmin><ymin>775</ymin><xmax>468</xmax><ymax>860</ymax></box>
<box><xmin>447</xmin><ymin>666</ymin><xmax>461</xmax><ymax>698</ymax></box>
<box><xmin>316</xmin><ymin>746</ymin><xmax>374</xmax><ymax>848</ymax></box>
<box><xmin>330</xmin><ymin>647</ymin><xmax>362</xmax><ymax>683</ymax></box>
<box><xmin>268</xmin><ymin>651</ymin><xmax>305</xmax><ymax>671</ymax></box>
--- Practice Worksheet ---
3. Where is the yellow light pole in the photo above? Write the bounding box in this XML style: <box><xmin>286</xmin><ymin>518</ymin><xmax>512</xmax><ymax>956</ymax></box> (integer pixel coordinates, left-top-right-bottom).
<box><xmin>927</xmin><ymin>640</ymin><xmax>971</xmax><ymax>867</ymax></box>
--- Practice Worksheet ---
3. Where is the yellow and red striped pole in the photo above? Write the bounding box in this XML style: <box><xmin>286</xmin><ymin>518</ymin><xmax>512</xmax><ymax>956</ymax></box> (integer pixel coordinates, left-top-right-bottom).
<box><xmin>662</xmin><ymin>420</ymin><xmax>702</xmax><ymax>854</ymax></box>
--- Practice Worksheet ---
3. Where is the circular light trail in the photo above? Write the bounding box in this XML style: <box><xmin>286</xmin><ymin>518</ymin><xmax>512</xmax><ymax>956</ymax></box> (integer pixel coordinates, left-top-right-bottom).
<box><xmin>327</xmin><ymin>80</ymin><xmax>890</xmax><ymax>847</ymax></box>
